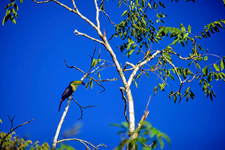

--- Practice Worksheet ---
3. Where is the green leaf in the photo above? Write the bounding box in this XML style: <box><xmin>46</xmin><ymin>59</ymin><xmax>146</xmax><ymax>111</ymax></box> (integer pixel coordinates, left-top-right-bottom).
<box><xmin>202</xmin><ymin>67</ymin><xmax>208</xmax><ymax>76</ymax></box>
<box><xmin>14</xmin><ymin>3</ymin><xmax>19</xmax><ymax>11</ymax></box>
<box><xmin>4</xmin><ymin>3</ymin><xmax>14</xmax><ymax>9</ymax></box>
<box><xmin>12</xmin><ymin>8</ymin><xmax>18</xmax><ymax>18</ymax></box>
<box><xmin>146</xmin><ymin>72</ymin><xmax>149</xmax><ymax>78</ymax></box>
<box><xmin>19</xmin><ymin>0</ymin><xmax>23</xmax><ymax>4</ymax></box>
<box><xmin>8</xmin><ymin>14</ymin><xmax>16</xmax><ymax>24</ymax></box>
<box><xmin>220</xmin><ymin>59</ymin><xmax>224</xmax><ymax>71</ymax></box>
<box><xmin>160</xmin><ymin>132</ymin><xmax>171</xmax><ymax>145</ymax></box>
<box><xmin>121</xmin><ymin>10</ymin><xmax>128</xmax><ymax>16</ymax></box>
<box><xmin>159</xmin><ymin>82</ymin><xmax>166</xmax><ymax>91</ymax></box>
<box><xmin>148</xmin><ymin>2</ymin><xmax>152</xmax><ymax>9</ymax></box>
<box><xmin>183</xmin><ymin>32</ymin><xmax>189</xmax><ymax>39</ymax></box>
<box><xmin>127</xmin><ymin>50</ymin><xmax>134</xmax><ymax>58</ymax></box>
<box><xmin>134</xmin><ymin>80</ymin><xmax>138</xmax><ymax>88</ymax></box>
<box><xmin>171</xmin><ymin>38</ymin><xmax>179</xmax><ymax>46</ymax></box>
<box><xmin>90</xmin><ymin>79</ymin><xmax>93</xmax><ymax>88</ymax></box>
<box><xmin>153</xmin><ymin>86</ymin><xmax>158</xmax><ymax>95</ymax></box>
<box><xmin>204</xmin><ymin>56</ymin><xmax>208</xmax><ymax>61</ymax></box>
<box><xmin>195</xmin><ymin>62</ymin><xmax>201</xmax><ymax>69</ymax></box>
<box><xmin>214</xmin><ymin>63</ymin><xmax>220</xmax><ymax>72</ymax></box>
<box><xmin>141</xmin><ymin>0</ymin><xmax>145</xmax><ymax>7</ymax></box>
<box><xmin>91</xmin><ymin>59</ymin><xmax>97</xmax><ymax>67</ymax></box>
<box><xmin>188</xmin><ymin>25</ymin><xmax>191</xmax><ymax>33</ymax></box>
<box><xmin>158</xmin><ymin>137</ymin><xmax>164</xmax><ymax>149</ymax></box>
<box><xmin>180</xmin><ymin>23</ymin><xmax>186</xmax><ymax>32</ymax></box>
<box><xmin>85</xmin><ymin>82</ymin><xmax>89</xmax><ymax>90</ymax></box>
<box><xmin>158</xmin><ymin>2</ymin><xmax>165</xmax><ymax>8</ymax></box>
<box><xmin>98</xmin><ymin>72</ymin><xmax>101</xmax><ymax>79</ymax></box>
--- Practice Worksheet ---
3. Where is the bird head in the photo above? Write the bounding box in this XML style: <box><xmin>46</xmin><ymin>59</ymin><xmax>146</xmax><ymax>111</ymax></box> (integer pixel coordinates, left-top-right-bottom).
<box><xmin>71</xmin><ymin>80</ymin><xmax>85</xmax><ymax>87</ymax></box>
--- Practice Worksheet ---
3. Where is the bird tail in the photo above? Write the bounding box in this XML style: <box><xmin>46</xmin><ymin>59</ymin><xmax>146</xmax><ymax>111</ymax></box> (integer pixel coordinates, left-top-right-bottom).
<box><xmin>58</xmin><ymin>99</ymin><xmax>65</xmax><ymax>112</ymax></box>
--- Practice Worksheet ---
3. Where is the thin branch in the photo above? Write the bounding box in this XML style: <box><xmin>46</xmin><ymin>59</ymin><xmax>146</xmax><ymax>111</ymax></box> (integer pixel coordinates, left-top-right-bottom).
<box><xmin>119</xmin><ymin>87</ymin><xmax>129</xmax><ymax>124</ymax></box>
<box><xmin>32</xmin><ymin>0</ymin><xmax>50</xmax><ymax>4</ymax></box>
<box><xmin>0</xmin><ymin>117</ymin><xmax>35</xmax><ymax>149</ymax></box>
<box><xmin>91</xmin><ymin>78</ymin><xmax>106</xmax><ymax>94</ymax></box>
<box><xmin>133</xmin><ymin>96</ymin><xmax>151</xmax><ymax>139</ymax></box>
<box><xmin>100</xmin><ymin>10</ymin><xmax>115</xmax><ymax>25</ymax></box>
<box><xmin>64</xmin><ymin>59</ymin><xmax>86</xmax><ymax>74</ymax></box>
<box><xmin>74</xmin><ymin>29</ymin><xmax>104</xmax><ymax>44</ymax></box>
<box><xmin>71</xmin><ymin>0</ymin><xmax>77</xmax><ymax>11</ymax></box>
<box><xmin>57</xmin><ymin>138</ymin><xmax>107</xmax><ymax>149</ymax></box>
<box><xmin>98</xmin><ymin>77</ymin><xmax>120</xmax><ymax>82</ymax></box>
<box><xmin>33</xmin><ymin>0</ymin><xmax>75</xmax><ymax>13</ymax></box>
<box><xmin>72</xmin><ymin>98</ymin><xmax>97</xmax><ymax>120</ymax></box>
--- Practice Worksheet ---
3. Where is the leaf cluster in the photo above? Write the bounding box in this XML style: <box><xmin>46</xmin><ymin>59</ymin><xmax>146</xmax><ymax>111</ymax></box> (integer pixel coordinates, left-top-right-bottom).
<box><xmin>110</xmin><ymin>0</ymin><xmax>166</xmax><ymax>57</ymax></box>
<box><xmin>0</xmin><ymin>131</ymin><xmax>50</xmax><ymax>150</ymax></box>
<box><xmin>2</xmin><ymin>0</ymin><xmax>23</xmax><ymax>26</ymax></box>
<box><xmin>111</xmin><ymin>121</ymin><xmax>170</xmax><ymax>150</ymax></box>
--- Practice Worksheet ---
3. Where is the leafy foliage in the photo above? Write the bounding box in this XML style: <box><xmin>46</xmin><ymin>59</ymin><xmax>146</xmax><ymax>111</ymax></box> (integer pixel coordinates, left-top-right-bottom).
<box><xmin>0</xmin><ymin>131</ymin><xmax>50</xmax><ymax>150</ymax></box>
<box><xmin>109</xmin><ymin>0</ymin><xmax>225</xmax><ymax>105</ymax></box>
<box><xmin>110</xmin><ymin>0</ymin><xmax>166</xmax><ymax>57</ymax></box>
<box><xmin>2</xmin><ymin>0</ymin><xmax>23</xmax><ymax>26</ymax></box>
<box><xmin>111</xmin><ymin>121</ymin><xmax>170</xmax><ymax>150</ymax></box>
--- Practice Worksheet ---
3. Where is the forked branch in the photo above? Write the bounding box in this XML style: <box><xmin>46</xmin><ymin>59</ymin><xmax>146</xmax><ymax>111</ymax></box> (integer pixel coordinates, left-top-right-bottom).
<box><xmin>72</xmin><ymin>98</ymin><xmax>97</xmax><ymax>120</ymax></box>
<box><xmin>57</xmin><ymin>138</ymin><xmax>107</xmax><ymax>150</ymax></box>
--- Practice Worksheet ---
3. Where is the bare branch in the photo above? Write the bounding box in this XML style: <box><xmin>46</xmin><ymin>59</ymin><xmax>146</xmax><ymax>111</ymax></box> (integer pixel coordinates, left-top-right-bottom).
<box><xmin>33</xmin><ymin>0</ymin><xmax>76</xmax><ymax>13</ymax></box>
<box><xmin>57</xmin><ymin>138</ymin><xmax>107</xmax><ymax>149</ymax></box>
<box><xmin>90</xmin><ymin>78</ymin><xmax>106</xmax><ymax>94</ymax></box>
<box><xmin>98</xmin><ymin>77</ymin><xmax>120</xmax><ymax>82</ymax></box>
<box><xmin>64</xmin><ymin>59</ymin><xmax>86</xmax><ymax>74</ymax></box>
<box><xmin>71</xmin><ymin>0</ymin><xmax>77</xmax><ymax>11</ymax></box>
<box><xmin>74</xmin><ymin>29</ymin><xmax>104</xmax><ymax>44</ymax></box>
<box><xmin>72</xmin><ymin>98</ymin><xmax>97</xmax><ymax>120</ymax></box>
<box><xmin>100</xmin><ymin>10</ymin><xmax>115</xmax><ymax>25</ymax></box>
<box><xmin>133</xmin><ymin>96</ymin><xmax>151</xmax><ymax>139</ymax></box>
<box><xmin>119</xmin><ymin>87</ymin><xmax>129</xmax><ymax>124</ymax></box>
<box><xmin>32</xmin><ymin>0</ymin><xmax>50</xmax><ymax>4</ymax></box>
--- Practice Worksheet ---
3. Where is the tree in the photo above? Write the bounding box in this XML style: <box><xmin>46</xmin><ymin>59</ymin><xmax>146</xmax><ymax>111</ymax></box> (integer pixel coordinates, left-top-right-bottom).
<box><xmin>2</xmin><ymin>0</ymin><xmax>225</xmax><ymax>149</ymax></box>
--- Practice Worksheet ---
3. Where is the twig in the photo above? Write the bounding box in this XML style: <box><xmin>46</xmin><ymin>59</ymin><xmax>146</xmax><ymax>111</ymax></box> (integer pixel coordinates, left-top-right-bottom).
<box><xmin>32</xmin><ymin>0</ymin><xmax>50</xmax><ymax>4</ymax></box>
<box><xmin>119</xmin><ymin>87</ymin><xmax>129</xmax><ymax>124</ymax></box>
<box><xmin>72</xmin><ymin>98</ymin><xmax>97</xmax><ymax>120</ymax></box>
<box><xmin>64</xmin><ymin>59</ymin><xmax>86</xmax><ymax>74</ymax></box>
<box><xmin>91</xmin><ymin>78</ymin><xmax>106</xmax><ymax>94</ymax></box>
<box><xmin>100</xmin><ymin>10</ymin><xmax>115</xmax><ymax>25</ymax></box>
<box><xmin>74</xmin><ymin>29</ymin><xmax>104</xmax><ymax>44</ymax></box>
<box><xmin>133</xmin><ymin>96</ymin><xmax>151</xmax><ymax>138</ymax></box>
<box><xmin>0</xmin><ymin>117</ymin><xmax>35</xmax><ymax>149</ymax></box>
<box><xmin>57</xmin><ymin>138</ymin><xmax>107</xmax><ymax>149</ymax></box>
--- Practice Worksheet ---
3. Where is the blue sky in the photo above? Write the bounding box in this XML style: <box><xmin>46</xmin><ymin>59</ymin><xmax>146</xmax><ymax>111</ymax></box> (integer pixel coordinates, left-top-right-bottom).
<box><xmin>0</xmin><ymin>0</ymin><xmax>225</xmax><ymax>150</ymax></box>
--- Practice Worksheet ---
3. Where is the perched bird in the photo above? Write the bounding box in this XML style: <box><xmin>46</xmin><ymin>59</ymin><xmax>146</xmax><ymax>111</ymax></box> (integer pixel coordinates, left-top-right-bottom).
<box><xmin>59</xmin><ymin>80</ymin><xmax>85</xmax><ymax>112</ymax></box>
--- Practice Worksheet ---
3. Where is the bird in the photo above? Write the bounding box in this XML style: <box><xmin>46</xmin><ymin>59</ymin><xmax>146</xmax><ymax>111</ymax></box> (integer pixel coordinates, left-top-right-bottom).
<box><xmin>58</xmin><ymin>80</ymin><xmax>85</xmax><ymax>112</ymax></box>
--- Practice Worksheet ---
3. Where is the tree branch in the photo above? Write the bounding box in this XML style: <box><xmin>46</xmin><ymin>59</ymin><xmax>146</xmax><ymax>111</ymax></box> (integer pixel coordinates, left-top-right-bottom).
<box><xmin>57</xmin><ymin>138</ymin><xmax>107</xmax><ymax>150</ymax></box>
<box><xmin>119</xmin><ymin>87</ymin><xmax>129</xmax><ymax>124</ymax></box>
<box><xmin>74</xmin><ymin>29</ymin><xmax>104</xmax><ymax>44</ymax></box>
<box><xmin>94</xmin><ymin>0</ymin><xmax>100</xmax><ymax>29</ymax></box>
<box><xmin>127</xmin><ymin>50</ymin><xmax>161</xmax><ymax>86</ymax></box>
<box><xmin>72</xmin><ymin>98</ymin><xmax>97</xmax><ymax>120</ymax></box>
